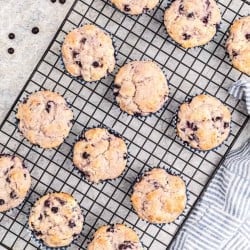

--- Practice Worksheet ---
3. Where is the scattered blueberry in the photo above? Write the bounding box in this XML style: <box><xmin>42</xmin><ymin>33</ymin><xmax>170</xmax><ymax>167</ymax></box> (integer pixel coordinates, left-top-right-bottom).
<box><xmin>8</xmin><ymin>33</ymin><xmax>15</xmax><ymax>39</ymax></box>
<box><xmin>59</xmin><ymin>0</ymin><xmax>66</xmax><ymax>4</ymax></box>
<box><xmin>51</xmin><ymin>0</ymin><xmax>56</xmax><ymax>2</ymax></box>
<box><xmin>8</xmin><ymin>48</ymin><xmax>15</xmax><ymax>54</ymax></box>
<box><xmin>32</xmin><ymin>27</ymin><xmax>39</xmax><ymax>35</ymax></box>
<box><xmin>245</xmin><ymin>34</ymin><xmax>250</xmax><ymax>41</ymax></box>
<box><xmin>0</xmin><ymin>199</ymin><xmax>5</xmax><ymax>205</ymax></box>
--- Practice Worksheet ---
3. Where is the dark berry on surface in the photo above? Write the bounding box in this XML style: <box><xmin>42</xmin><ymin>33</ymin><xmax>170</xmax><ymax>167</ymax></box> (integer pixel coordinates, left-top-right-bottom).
<box><xmin>8</xmin><ymin>33</ymin><xmax>15</xmax><ymax>39</ymax></box>
<box><xmin>8</xmin><ymin>48</ymin><xmax>15</xmax><ymax>54</ymax></box>
<box><xmin>245</xmin><ymin>34</ymin><xmax>250</xmax><ymax>41</ymax></box>
<box><xmin>0</xmin><ymin>199</ymin><xmax>5</xmax><ymax>205</ymax></box>
<box><xmin>32</xmin><ymin>27</ymin><xmax>39</xmax><ymax>34</ymax></box>
<box><xmin>59</xmin><ymin>0</ymin><xmax>66</xmax><ymax>4</ymax></box>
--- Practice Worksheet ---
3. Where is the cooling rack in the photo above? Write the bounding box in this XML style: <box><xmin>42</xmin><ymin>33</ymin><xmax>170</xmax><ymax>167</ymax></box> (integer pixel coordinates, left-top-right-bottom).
<box><xmin>0</xmin><ymin>0</ymin><xmax>249</xmax><ymax>249</ymax></box>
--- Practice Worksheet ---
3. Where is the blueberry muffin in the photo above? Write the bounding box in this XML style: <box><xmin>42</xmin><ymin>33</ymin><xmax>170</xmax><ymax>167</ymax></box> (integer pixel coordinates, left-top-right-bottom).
<box><xmin>226</xmin><ymin>16</ymin><xmax>250</xmax><ymax>75</ymax></box>
<box><xmin>164</xmin><ymin>0</ymin><xmax>221</xmax><ymax>48</ymax></box>
<box><xmin>177</xmin><ymin>95</ymin><xmax>231</xmax><ymax>151</ymax></box>
<box><xmin>29</xmin><ymin>192</ymin><xmax>84</xmax><ymax>248</ymax></box>
<box><xmin>88</xmin><ymin>224</ymin><xmax>143</xmax><ymax>250</ymax></box>
<box><xmin>62</xmin><ymin>24</ymin><xmax>115</xmax><ymax>82</ymax></box>
<box><xmin>0</xmin><ymin>155</ymin><xmax>31</xmax><ymax>212</ymax></box>
<box><xmin>110</xmin><ymin>0</ymin><xmax>159</xmax><ymax>15</ymax></box>
<box><xmin>114</xmin><ymin>61</ymin><xmax>169</xmax><ymax>116</ymax></box>
<box><xmin>73</xmin><ymin>128</ymin><xmax>127</xmax><ymax>183</ymax></box>
<box><xmin>16</xmin><ymin>90</ymin><xmax>73</xmax><ymax>149</ymax></box>
<box><xmin>131</xmin><ymin>168</ymin><xmax>186</xmax><ymax>224</ymax></box>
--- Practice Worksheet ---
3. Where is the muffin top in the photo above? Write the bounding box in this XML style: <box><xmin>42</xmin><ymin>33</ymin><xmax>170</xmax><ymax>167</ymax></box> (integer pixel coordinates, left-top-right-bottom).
<box><xmin>29</xmin><ymin>192</ymin><xmax>84</xmax><ymax>248</ymax></box>
<box><xmin>177</xmin><ymin>95</ymin><xmax>231</xmax><ymax>150</ymax></box>
<box><xmin>131</xmin><ymin>168</ymin><xmax>187</xmax><ymax>223</ymax></box>
<box><xmin>62</xmin><ymin>24</ymin><xmax>115</xmax><ymax>81</ymax></box>
<box><xmin>164</xmin><ymin>0</ymin><xmax>221</xmax><ymax>48</ymax></box>
<box><xmin>16</xmin><ymin>90</ymin><xmax>73</xmax><ymax>149</ymax></box>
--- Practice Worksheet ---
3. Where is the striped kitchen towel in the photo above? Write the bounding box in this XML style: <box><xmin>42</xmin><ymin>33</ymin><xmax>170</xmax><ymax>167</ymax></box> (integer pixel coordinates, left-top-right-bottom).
<box><xmin>170</xmin><ymin>139</ymin><xmax>250</xmax><ymax>250</ymax></box>
<box><xmin>229</xmin><ymin>79</ymin><xmax>250</xmax><ymax>115</ymax></box>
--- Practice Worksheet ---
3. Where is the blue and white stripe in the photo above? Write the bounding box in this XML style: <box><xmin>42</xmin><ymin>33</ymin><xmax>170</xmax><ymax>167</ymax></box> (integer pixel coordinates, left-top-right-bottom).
<box><xmin>228</xmin><ymin>79</ymin><xmax>250</xmax><ymax>115</ymax></box>
<box><xmin>170</xmin><ymin>139</ymin><xmax>250</xmax><ymax>250</ymax></box>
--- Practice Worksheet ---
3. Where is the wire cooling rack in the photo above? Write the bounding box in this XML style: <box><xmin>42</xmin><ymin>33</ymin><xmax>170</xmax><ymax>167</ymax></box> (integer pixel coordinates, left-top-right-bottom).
<box><xmin>0</xmin><ymin>0</ymin><xmax>249</xmax><ymax>249</ymax></box>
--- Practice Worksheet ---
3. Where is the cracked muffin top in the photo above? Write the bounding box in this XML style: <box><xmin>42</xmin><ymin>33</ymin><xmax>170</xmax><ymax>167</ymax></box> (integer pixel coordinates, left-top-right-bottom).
<box><xmin>16</xmin><ymin>90</ymin><xmax>73</xmax><ymax>149</ymax></box>
<box><xmin>164</xmin><ymin>0</ymin><xmax>221</xmax><ymax>48</ymax></box>
<box><xmin>73</xmin><ymin>128</ymin><xmax>128</xmax><ymax>183</ymax></box>
<box><xmin>176</xmin><ymin>95</ymin><xmax>231</xmax><ymax>151</ymax></box>
<box><xmin>62</xmin><ymin>24</ymin><xmax>115</xmax><ymax>82</ymax></box>
<box><xmin>114</xmin><ymin>61</ymin><xmax>169</xmax><ymax>116</ymax></box>
<box><xmin>226</xmin><ymin>16</ymin><xmax>250</xmax><ymax>76</ymax></box>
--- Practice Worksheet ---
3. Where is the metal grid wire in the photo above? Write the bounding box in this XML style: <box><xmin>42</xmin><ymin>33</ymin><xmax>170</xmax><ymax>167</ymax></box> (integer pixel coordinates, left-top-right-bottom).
<box><xmin>0</xmin><ymin>0</ymin><xmax>249</xmax><ymax>249</ymax></box>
